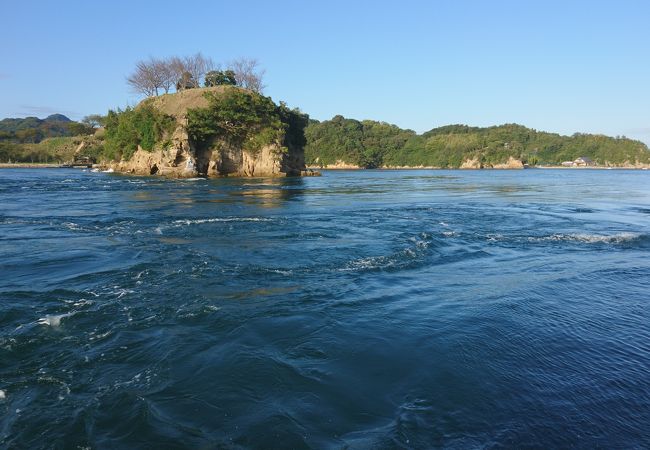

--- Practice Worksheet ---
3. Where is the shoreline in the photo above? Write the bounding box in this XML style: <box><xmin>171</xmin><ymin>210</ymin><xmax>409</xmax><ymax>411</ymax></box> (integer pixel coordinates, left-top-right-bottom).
<box><xmin>1</xmin><ymin>163</ymin><xmax>647</xmax><ymax>171</ymax></box>
<box><xmin>0</xmin><ymin>163</ymin><xmax>61</xmax><ymax>168</ymax></box>
<box><xmin>308</xmin><ymin>165</ymin><xmax>650</xmax><ymax>171</ymax></box>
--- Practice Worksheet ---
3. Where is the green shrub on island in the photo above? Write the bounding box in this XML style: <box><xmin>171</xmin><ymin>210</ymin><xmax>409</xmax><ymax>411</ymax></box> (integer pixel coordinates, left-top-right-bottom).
<box><xmin>187</xmin><ymin>88</ymin><xmax>308</xmax><ymax>155</ymax></box>
<box><xmin>103</xmin><ymin>105</ymin><xmax>175</xmax><ymax>161</ymax></box>
<box><xmin>204</xmin><ymin>70</ymin><xmax>237</xmax><ymax>87</ymax></box>
<box><xmin>277</xmin><ymin>101</ymin><xmax>309</xmax><ymax>152</ymax></box>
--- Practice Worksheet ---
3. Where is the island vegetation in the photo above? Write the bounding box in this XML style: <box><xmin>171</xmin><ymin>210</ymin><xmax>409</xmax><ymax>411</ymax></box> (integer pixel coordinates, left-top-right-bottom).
<box><xmin>186</xmin><ymin>90</ymin><xmax>308</xmax><ymax>158</ymax></box>
<box><xmin>305</xmin><ymin>117</ymin><xmax>650</xmax><ymax>168</ymax></box>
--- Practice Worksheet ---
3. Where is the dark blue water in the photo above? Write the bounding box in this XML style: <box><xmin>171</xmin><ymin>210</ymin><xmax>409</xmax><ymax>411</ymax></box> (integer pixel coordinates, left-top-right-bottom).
<box><xmin>1</xmin><ymin>168</ymin><xmax>649</xmax><ymax>449</ymax></box>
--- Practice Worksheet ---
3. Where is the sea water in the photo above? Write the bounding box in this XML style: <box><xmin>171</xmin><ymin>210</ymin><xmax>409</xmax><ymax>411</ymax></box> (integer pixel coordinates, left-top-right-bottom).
<box><xmin>1</xmin><ymin>168</ymin><xmax>649</xmax><ymax>448</ymax></box>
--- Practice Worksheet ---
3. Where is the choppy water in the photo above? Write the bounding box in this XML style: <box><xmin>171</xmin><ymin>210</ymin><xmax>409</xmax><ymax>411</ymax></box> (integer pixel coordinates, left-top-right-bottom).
<box><xmin>1</xmin><ymin>168</ymin><xmax>650</xmax><ymax>449</ymax></box>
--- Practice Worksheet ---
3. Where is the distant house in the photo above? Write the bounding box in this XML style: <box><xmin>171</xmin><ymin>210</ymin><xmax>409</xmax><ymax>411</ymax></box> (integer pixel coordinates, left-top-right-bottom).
<box><xmin>561</xmin><ymin>161</ymin><xmax>574</xmax><ymax>167</ymax></box>
<box><xmin>574</xmin><ymin>156</ymin><xmax>595</xmax><ymax>166</ymax></box>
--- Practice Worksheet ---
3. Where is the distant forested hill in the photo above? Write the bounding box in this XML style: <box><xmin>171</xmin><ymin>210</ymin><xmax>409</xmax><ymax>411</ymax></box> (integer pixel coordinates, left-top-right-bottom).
<box><xmin>0</xmin><ymin>114</ymin><xmax>100</xmax><ymax>163</ymax></box>
<box><xmin>0</xmin><ymin>114</ymin><xmax>87</xmax><ymax>144</ymax></box>
<box><xmin>305</xmin><ymin>116</ymin><xmax>650</xmax><ymax>168</ymax></box>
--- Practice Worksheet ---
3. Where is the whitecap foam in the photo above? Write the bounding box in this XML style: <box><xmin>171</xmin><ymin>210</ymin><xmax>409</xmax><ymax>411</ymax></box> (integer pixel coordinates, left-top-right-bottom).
<box><xmin>0</xmin><ymin>390</ymin><xmax>5</xmax><ymax>400</ymax></box>
<box><xmin>38</xmin><ymin>312</ymin><xmax>75</xmax><ymax>327</ymax></box>
<box><xmin>134</xmin><ymin>270</ymin><xmax>147</xmax><ymax>280</ymax></box>
<box><xmin>89</xmin><ymin>330</ymin><xmax>112</xmax><ymax>341</ymax></box>
<box><xmin>172</xmin><ymin>217</ymin><xmax>272</xmax><ymax>226</ymax></box>
<box><xmin>267</xmin><ymin>269</ymin><xmax>293</xmax><ymax>276</ymax></box>
<box><xmin>114</xmin><ymin>288</ymin><xmax>134</xmax><ymax>299</ymax></box>
<box><xmin>534</xmin><ymin>232</ymin><xmax>645</xmax><ymax>244</ymax></box>
<box><xmin>58</xmin><ymin>384</ymin><xmax>71</xmax><ymax>401</ymax></box>
<box><xmin>343</xmin><ymin>253</ymin><xmax>406</xmax><ymax>272</ymax></box>
<box><xmin>63</xmin><ymin>299</ymin><xmax>93</xmax><ymax>307</ymax></box>
<box><xmin>62</xmin><ymin>222</ymin><xmax>82</xmax><ymax>231</ymax></box>
<box><xmin>342</xmin><ymin>256</ymin><xmax>387</xmax><ymax>271</ymax></box>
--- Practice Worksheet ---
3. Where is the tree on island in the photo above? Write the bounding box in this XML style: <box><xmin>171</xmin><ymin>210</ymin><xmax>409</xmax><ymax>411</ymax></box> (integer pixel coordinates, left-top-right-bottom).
<box><xmin>176</xmin><ymin>71</ymin><xmax>197</xmax><ymax>91</ymax></box>
<box><xmin>126</xmin><ymin>54</ymin><xmax>265</xmax><ymax>96</ymax></box>
<box><xmin>167</xmin><ymin>53</ymin><xmax>214</xmax><ymax>91</ymax></box>
<box><xmin>127</xmin><ymin>53</ymin><xmax>214</xmax><ymax>96</ymax></box>
<box><xmin>126</xmin><ymin>58</ymin><xmax>165</xmax><ymax>97</ymax></box>
<box><xmin>82</xmin><ymin>114</ymin><xmax>106</xmax><ymax>128</ymax></box>
<box><xmin>204</xmin><ymin>70</ymin><xmax>237</xmax><ymax>87</ymax></box>
<box><xmin>229</xmin><ymin>58</ymin><xmax>265</xmax><ymax>93</ymax></box>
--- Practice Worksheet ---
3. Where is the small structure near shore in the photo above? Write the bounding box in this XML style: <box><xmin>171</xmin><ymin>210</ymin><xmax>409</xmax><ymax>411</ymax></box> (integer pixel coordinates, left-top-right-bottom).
<box><xmin>574</xmin><ymin>156</ymin><xmax>595</xmax><ymax>166</ymax></box>
<box><xmin>561</xmin><ymin>156</ymin><xmax>596</xmax><ymax>167</ymax></box>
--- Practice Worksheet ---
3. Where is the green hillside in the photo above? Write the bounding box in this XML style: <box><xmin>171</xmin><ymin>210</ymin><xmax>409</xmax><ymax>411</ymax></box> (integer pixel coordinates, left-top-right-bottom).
<box><xmin>0</xmin><ymin>114</ymin><xmax>101</xmax><ymax>163</ymax></box>
<box><xmin>305</xmin><ymin>117</ymin><xmax>650</xmax><ymax>168</ymax></box>
<box><xmin>0</xmin><ymin>114</ymin><xmax>81</xmax><ymax>143</ymax></box>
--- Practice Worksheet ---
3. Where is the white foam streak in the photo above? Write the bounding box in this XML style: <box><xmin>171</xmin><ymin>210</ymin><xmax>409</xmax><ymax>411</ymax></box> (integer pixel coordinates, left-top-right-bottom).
<box><xmin>172</xmin><ymin>217</ymin><xmax>272</xmax><ymax>226</ymax></box>
<box><xmin>536</xmin><ymin>232</ymin><xmax>643</xmax><ymax>244</ymax></box>
<box><xmin>38</xmin><ymin>312</ymin><xmax>75</xmax><ymax>327</ymax></box>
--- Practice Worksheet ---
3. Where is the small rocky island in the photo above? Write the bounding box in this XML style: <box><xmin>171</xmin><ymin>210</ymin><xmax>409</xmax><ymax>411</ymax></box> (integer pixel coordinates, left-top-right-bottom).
<box><xmin>101</xmin><ymin>86</ymin><xmax>313</xmax><ymax>178</ymax></box>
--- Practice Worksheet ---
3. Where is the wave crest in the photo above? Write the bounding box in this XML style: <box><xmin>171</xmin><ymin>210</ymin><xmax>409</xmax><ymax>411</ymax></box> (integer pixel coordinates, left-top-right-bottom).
<box><xmin>171</xmin><ymin>217</ymin><xmax>273</xmax><ymax>226</ymax></box>
<box><xmin>534</xmin><ymin>232</ymin><xmax>649</xmax><ymax>245</ymax></box>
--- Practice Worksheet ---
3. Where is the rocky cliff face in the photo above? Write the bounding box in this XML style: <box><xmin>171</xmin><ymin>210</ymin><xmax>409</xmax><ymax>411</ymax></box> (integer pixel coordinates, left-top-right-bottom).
<box><xmin>492</xmin><ymin>157</ymin><xmax>525</xmax><ymax>169</ymax></box>
<box><xmin>107</xmin><ymin>87</ymin><xmax>309</xmax><ymax>178</ymax></box>
<box><xmin>460</xmin><ymin>156</ymin><xmax>524</xmax><ymax>169</ymax></box>
<box><xmin>460</xmin><ymin>157</ymin><xmax>482</xmax><ymax>169</ymax></box>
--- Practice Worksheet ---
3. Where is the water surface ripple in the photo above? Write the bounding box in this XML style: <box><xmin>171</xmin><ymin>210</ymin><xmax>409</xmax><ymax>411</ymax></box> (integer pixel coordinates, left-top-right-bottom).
<box><xmin>1</xmin><ymin>168</ymin><xmax>649</xmax><ymax>448</ymax></box>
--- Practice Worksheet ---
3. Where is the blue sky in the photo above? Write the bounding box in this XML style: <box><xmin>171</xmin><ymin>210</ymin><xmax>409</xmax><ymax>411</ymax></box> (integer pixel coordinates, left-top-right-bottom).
<box><xmin>2</xmin><ymin>0</ymin><xmax>649</xmax><ymax>143</ymax></box>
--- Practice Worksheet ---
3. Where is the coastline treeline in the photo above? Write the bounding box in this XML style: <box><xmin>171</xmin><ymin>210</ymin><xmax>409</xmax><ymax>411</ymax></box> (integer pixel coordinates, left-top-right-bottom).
<box><xmin>305</xmin><ymin>117</ymin><xmax>650</xmax><ymax>167</ymax></box>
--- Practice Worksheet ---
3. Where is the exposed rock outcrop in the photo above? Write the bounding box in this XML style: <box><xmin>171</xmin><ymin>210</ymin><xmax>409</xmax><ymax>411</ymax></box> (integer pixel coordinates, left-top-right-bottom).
<box><xmin>491</xmin><ymin>157</ymin><xmax>525</xmax><ymax>169</ymax></box>
<box><xmin>203</xmin><ymin>142</ymin><xmax>295</xmax><ymax>177</ymax></box>
<box><xmin>460</xmin><ymin>156</ymin><xmax>524</xmax><ymax>169</ymax></box>
<box><xmin>460</xmin><ymin>157</ymin><xmax>482</xmax><ymax>169</ymax></box>
<box><xmin>317</xmin><ymin>160</ymin><xmax>361</xmax><ymax>169</ymax></box>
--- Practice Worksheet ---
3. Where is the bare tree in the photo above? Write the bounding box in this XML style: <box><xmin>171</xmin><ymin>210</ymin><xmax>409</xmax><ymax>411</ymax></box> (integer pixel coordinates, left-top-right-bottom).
<box><xmin>127</xmin><ymin>58</ymin><xmax>164</xmax><ymax>97</ymax></box>
<box><xmin>154</xmin><ymin>58</ymin><xmax>175</xmax><ymax>94</ymax></box>
<box><xmin>229</xmin><ymin>58</ymin><xmax>266</xmax><ymax>93</ymax></box>
<box><xmin>161</xmin><ymin>53</ymin><xmax>213</xmax><ymax>90</ymax></box>
<box><xmin>183</xmin><ymin>53</ymin><xmax>214</xmax><ymax>88</ymax></box>
<box><xmin>127</xmin><ymin>54</ymin><xmax>232</xmax><ymax>95</ymax></box>
<box><xmin>165</xmin><ymin>56</ymin><xmax>185</xmax><ymax>89</ymax></box>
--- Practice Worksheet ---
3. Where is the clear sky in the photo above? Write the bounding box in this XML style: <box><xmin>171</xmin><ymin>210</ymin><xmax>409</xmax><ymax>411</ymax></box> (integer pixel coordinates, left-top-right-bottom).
<box><xmin>2</xmin><ymin>0</ymin><xmax>649</xmax><ymax>143</ymax></box>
